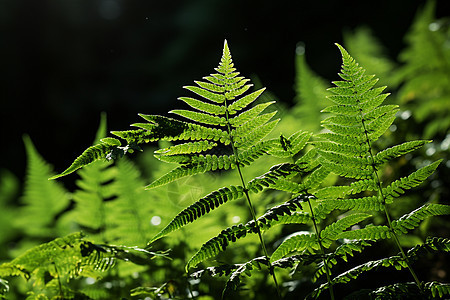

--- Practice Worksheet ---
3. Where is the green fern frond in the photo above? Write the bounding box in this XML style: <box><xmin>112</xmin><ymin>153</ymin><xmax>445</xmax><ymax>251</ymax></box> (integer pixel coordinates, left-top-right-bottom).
<box><xmin>314</xmin><ymin>179</ymin><xmax>377</xmax><ymax>199</ymax></box>
<box><xmin>270</xmin><ymin>232</ymin><xmax>318</xmax><ymax>262</ymax></box>
<box><xmin>186</xmin><ymin>196</ymin><xmax>311</xmax><ymax>271</ymax></box>
<box><xmin>310</xmin><ymin>254</ymin><xmax>407</xmax><ymax>299</ymax></box>
<box><xmin>0</xmin><ymin>233</ymin><xmax>104</xmax><ymax>283</ymax></box>
<box><xmin>338</xmin><ymin>224</ymin><xmax>391</xmax><ymax>240</ymax></box>
<box><xmin>392</xmin><ymin>204</ymin><xmax>450</xmax><ymax>235</ymax></box>
<box><xmin>374</xmin><ymin>140</ymin><xmax>430</xmax><ymax>165</ymax></box>
<box><xmin>407</xmin><ymin>237</ymin><xmax>450</xmax><ymax>259</ymax></box>
<box><xmin>149</xmin><ymin>186</ymin><xmax>245</xmax><ymax>244</ymax></box>
<box><xmin>425</xmin><ymin>281</ymin><xmax>450</xmax><ymax>298</ymax></box>
<box><xmin>227</xmin><ymin>88</ymin><xmax>266</xmax><ymax>114</ymax></box>
<box><xmin>246</xmin><ymin>163</ymin><xmax>305</xmax><ymax>193</ymax></box>
<box><xmin>105</xmin><ymin>158</ymin><xmax>154</xmax><ymax>246</ymax></box>
<box><xmin>170</xmin><ymin>109</ymin><xmax>227</xmax><ymax>126</ymax></box>
<box><xmin>17</xmin><ymin>136</ymin><xmax>70</xmax><ymax>237</ymax></box>
<box><xmin>320</xmin><ymin>213</ymin><xmax>371</xmax><ymax>247</ymax></box>
<box><xmin>313</xmin><ymin>240</ymin><xmax>372</xmax><ymax>281</ymax></box>
<box><xmin>301</xmin><ymin>166</ymin><xmax>331</xmax><ymax>191</ymax></box>
<box><xmin>293</xmin><ymin>45</ymin><xmax>332</xmax><ymax>132</ymax></box>
<box><xmin>178</xmin><ymin>96</ymin><xmax>225</xmax><ymax>115</ymax></box>
<box><xmin>70</xmin><ymin>157</ymin><xmax>115</xmax><ymax>241</ymax></box>
<box><xmin>315</xmin><ymin>44</ymin><xmax>397</xmax><ymax>181</ymax></box>
<box><xmin>383</xmin><ymin>160</ymin><xmax>442</xmax><ymax>202</ymax></box>
<box><xmin>155</xmin><ymin>140</ymin><xmax>218</xmax><ymax>156</ymax></box>
<box><xmin>229</xmin><ymin>101</ymin><xmax>274</xmax><ymax>127</ymax></box>
<box><xmin>222</xmin><ymin>256</ymin><xmax>269</xmax><ymax>297</ymax></box>
<box><xmin>234</xmin><ymin>119</ymin><xmax>280</xmax><ymax>149</ymax></box>
<box><xmin>49</xmin><ymin>142</ymin><xmax>114</xmax><ymax>180</ymax></box>
<box><xmin>0</xmin><ymin>232</ymin><xmax>162</xmax><ymax>297</ymax></box>
<box><xmin>146</xmin><ymin>154</ymin><xmax>236</xmax><ymax>189</ymax></box>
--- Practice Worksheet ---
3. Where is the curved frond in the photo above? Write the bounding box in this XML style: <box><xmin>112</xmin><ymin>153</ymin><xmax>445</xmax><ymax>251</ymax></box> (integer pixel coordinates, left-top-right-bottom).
<box><xmin>170</xmin><ymin>109</ymin><xmax>227</xmax><ymax>126</ymax></box>
<box><xmin>320</xmin><ymin>213</ymin><xmax>371</xmax><ymax>247</ymax></box>
<box><xmin>149</xmin><ymin>186</ymin><xmax>245</xmax><ymax>244</ymax></box>
<box><xmin>383</xmin><ymin>160</ymin><xmax>442</xmax><ymax>202</ymax></box>
<box><xmin>18</xmin><ymin>136</ymin><xmax>70</xmax><ymax>237</ymax></box>
<box><xmin>227</xmin><ymin>88</ymin><xmax>266</xmax><ymax>114</ymax></box>
<box><xmin>234</xmin><ymin>119</ymin><xmax>280</xmax><ymax>149</ymax></box>
<box><xmin>222</xmin><ymin>256</ymin><xmax>269</xmax><ymax>297</ymax></box>
<box><xmin>314</xmin><ymin>179</ymin><xmax>377</xmax><ymax>199</ymax></box>
<box><xmin>247</xmin><ymin>163</ymin><xmax>305</xmax><ymax>193</ymax></box>
<box><xmin>50</xmin><ymin>142</ymin><xmax>114</xmax><ymax>179</ymax></box>
<box><xmin>392</xmin><ymin>203</ymin><xmax>450</xmax><ymax>235</ymax></box>
<box><xmin>186</xmin><ymin>196</ymin><xmax>311</xmax><ymax>271</ymax></box>
<box><xmin>270</xmin><ymin>232</ymin><xmax>318</xmax><ymax>262</ymax></box>
<box><xmin>310</xmin><ymin>254</ymin><xmax>406</xmax><ymax>299</ymax></box>
<box><xmin>178</xmin><ymin>96</ymin><xmax>225</xmax><ymax>115</ymax></box>
<box><xmin>313</xmin><ymin>240</ymin><xmax>372</xmax><ymax>281</ymax></box>
<box><xmin>155</xmin><ymin>140</ymin><xmax>218</xmax><ymax>156</ymax></box>
<box><xmin>374</xmin><ymin>140</ymin><xmax>430</xmax><ymax>165</ymax></box>
<box><xmin>338</xmin><ymin>224</ymin><xmax>391</xmax><ymax>240</ymax></box>
<box><xmin>146</xmin><ymin>154</ymin><xmax>236</xmax><ymax>189</ymax></box>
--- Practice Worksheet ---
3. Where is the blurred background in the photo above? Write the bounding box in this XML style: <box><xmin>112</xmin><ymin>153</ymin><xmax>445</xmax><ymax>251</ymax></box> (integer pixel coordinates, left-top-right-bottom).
<box><xmin>1</xmin><ymin>0</ymin><xmax>449</xmax><ymax>184</ymax></box>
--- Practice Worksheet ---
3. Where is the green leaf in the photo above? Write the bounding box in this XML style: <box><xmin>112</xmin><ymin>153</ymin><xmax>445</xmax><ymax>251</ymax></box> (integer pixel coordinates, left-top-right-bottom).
<box><xmin>149</xmin><ymin>186</ymin><xmax>244</xmax><ymax>244</ymax></box>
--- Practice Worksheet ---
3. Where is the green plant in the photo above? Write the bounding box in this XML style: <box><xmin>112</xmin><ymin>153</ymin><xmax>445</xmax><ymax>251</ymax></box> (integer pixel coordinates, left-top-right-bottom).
<box><xmin>30</xmin><ymin>40</ymin><xmax>448</xmax><ymax>300</ymax></box>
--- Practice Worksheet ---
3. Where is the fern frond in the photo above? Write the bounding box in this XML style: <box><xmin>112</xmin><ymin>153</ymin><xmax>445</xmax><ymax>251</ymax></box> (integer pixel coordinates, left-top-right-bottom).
<box><xmin>178</xmin><ymin>96</ymin><xmax>226</xmax><ymax>115</ymax></box>
<box><xmin>314</xmin><ymin>179</ymin><xmax>377</xmax><ymax>199</ymax></box>
<box><xmin>270</xmin><ymin>232</ymin><xmax>318</xmax><ymax>262</ymax></box>
<box><xmin>408</xmin><ymin>236</ymin><xmax>450</xmax><ymax>258</ymax></box>
<box><xmin>222</xmin><ymin>256</ymin><xmax>269</xmax><ymax>297</ymax></box>
<box><xmin>392</xmin><ymin>204</ymin><xmax>450</xmax><ymax>235</ymax></box>
<box><xmin>320</xmin><ymin>213</ymin><xmax>371</xmax><ymax>247</ymax></box>
<box><xmin>313</xmin><ymin>240</ymin><xmax>372</xmax><ymax>281</ymax></box>
<box><xmin>320</xmin><ymin>159</ymin><xmax>373</xmax><ymax>179</ymax></box>
<box><xmin>338</xmin><ymin>224</ymin><xmax>391</xmax><ymax>240</ymax></box>
<box><xmin>310</xmin><ymin>254</ymin><xmax>407</xmax><ymax>299</ymax></box>
<box><xmin>425</xmin><ymin>281</ymin><xmax>450</xmax><ymax>298</ymax></box>
<box><xmin>170</xmin><ymin>109</ymin><xmax>227</xmax><ymax>126</ymax></box>
<box><xmin>374</xmin><ymin>140</ymin><xmax>430</xmax><ymax>165</ymax></box>
<box><xmin>383</xmin><ymin>160</ymin><xmax>442</xmax><ymax>202</ymax></box>
<box><xmin>234</xmin><ymin>119</ymin><xmax>280</xmax><ymax>149</ymax></box>
<box><xmin>146</xmin><ymin>154</ymin><xmax>236</xmax><ymax>189</ymax></box>
<box><xmin>227</xmin><ymin>88</ymin><xmax>266</xmax><ymax>114</ymax></box>
<box><xmin>17</xmin><ymin>136</ymin><xmax>70</xmax><ymax>237</ymax></box>
<box><xmin>267</xmin><ymin>130</ymin><xmax>312</xmax><ymax>159</ymax></box>
<box><xmin>149</xmin><ymin>186</ymin><xmax>245</xmax><ymax>244</ymax></box>
<box><xmin>247</xmin><ymin>163</ymin><xmax>305</xmax><ymax>193</ymax></box>
<box><xmin>50</xmin><ymin>142</ymin><xmax>114</xmax><ymax>179</ymax></box>
<box><xmin>186</xmin><ymin>196</ymin><xmax>311</xmax><ymax>270</ymax></box>
<box><xmin>155</xmin><ymin>140</ymin><xmax>218</xmax><ymax>156</ymax></box>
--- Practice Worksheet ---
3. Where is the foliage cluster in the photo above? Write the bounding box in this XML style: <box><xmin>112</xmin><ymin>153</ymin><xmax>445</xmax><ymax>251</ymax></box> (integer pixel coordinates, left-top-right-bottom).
<box><xmin>1</xmin><ymin>2</ymin><xmax>449</xmax><ymax>299</ymax></box>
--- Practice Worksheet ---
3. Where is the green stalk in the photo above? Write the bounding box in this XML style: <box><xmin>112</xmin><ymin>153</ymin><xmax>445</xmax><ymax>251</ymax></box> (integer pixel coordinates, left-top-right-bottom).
<box><xmin>360</xmin><ymin>113</ymin><xmax>423</xmax><ymax>291</ymax></box>
<box><xmin>224</xmin><ymin>106</ymin><xmax>282</xmax><ymax>299</ymax></box>
<box><xmin>306</xmin><ymin>198</ymin><xmax>335</xmax><ymax>300</ymax></box>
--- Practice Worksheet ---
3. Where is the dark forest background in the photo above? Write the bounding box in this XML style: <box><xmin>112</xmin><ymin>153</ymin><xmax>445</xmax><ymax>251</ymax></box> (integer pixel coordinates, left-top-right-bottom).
<box><xmin>1</xmin><ymin>0</ymin><xmax>449</xmax><ymax>187</ymax></box>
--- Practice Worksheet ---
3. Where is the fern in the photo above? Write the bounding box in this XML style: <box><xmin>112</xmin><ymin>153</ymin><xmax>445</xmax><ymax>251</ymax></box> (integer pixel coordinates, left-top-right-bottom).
<box><xmin>15</xmin><ymin>136</ymin><xmax>71</xmax><ymax>238</ymax></box>
<box><xmin>309</xmin><ymin>43</ymin><xmax>450</xmax><ymax>298</ymax></box>
<box><xmin>0</xmin><ymin>233</ymin><xmax>161</xmax><ymax>299</ymax></box>
<box><xmin>186</xmin><ymin>196</ymin><xmax>311</xmax><ymax>271</ymax></box>
<box><xmin>149</xmin><ymin>185</ymin><xmax>245</xmax><ymax>244</ymax></box>
<box><xmin>396</xmin><ymin>0</ymin><xmax>450</xmax><ymax>138</ymax></box>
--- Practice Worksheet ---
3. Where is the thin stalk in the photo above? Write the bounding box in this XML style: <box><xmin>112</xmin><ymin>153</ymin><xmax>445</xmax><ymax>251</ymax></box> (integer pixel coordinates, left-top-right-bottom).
<box><xmin>306</xmin><ymin>198</ymin><xmax>335</xmax><ymax>300</ymax></box>
<box><xmin>360</xmin><ymin>112</ymin><xmax>423</xmax><ymax>290</ymax></box>
<box><xmin>224</xmin><ymin>107</ymin><xmax>281</xmax><ymax>299</ymax></box>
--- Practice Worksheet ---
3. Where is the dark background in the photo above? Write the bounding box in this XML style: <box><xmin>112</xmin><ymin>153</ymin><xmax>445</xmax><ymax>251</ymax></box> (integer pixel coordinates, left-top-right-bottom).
<box><xmin>1</xmin><ymin>0</ymin><xmax>449</xmax><ymax>184</ymax></box>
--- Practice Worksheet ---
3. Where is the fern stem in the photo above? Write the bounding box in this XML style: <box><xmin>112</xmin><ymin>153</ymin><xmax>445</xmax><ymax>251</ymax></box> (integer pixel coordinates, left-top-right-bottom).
<box><xmin>224</xmin><ymin>106</ymin><xmax>281</xmax><ymax>299</ymax></box>
<box><xmin>360</xmin><ymin>111</ymin><xmax>423</xmax><ymax>291</ymax></box>
<box><xmin>306</xmin><ymin>198</ymin><xmax>335</xmax><ymax>300</ymax></box>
